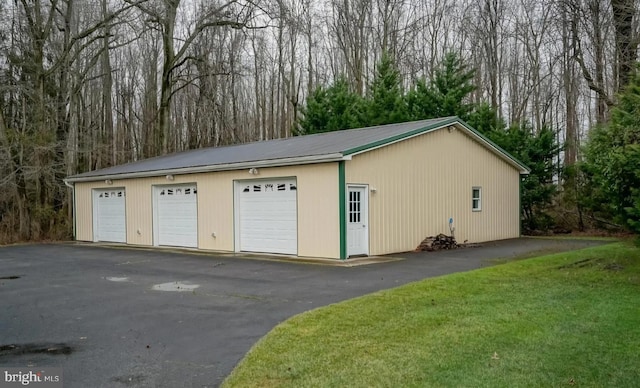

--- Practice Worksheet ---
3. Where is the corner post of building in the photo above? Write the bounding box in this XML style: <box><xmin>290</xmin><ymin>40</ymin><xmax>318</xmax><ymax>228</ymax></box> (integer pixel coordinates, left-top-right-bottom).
<box><xmin>519</xmin><ymin>174</ymin><xmax>523</xmax><ymax>237</ymax></box>
<box><xmin>64</xmin><ymin>179</ymin><xmax>76</xmax><ymax>240</ymax></box>
<box><xmin>339</xmin><ymin>161</ymin><xmax>347</xmax><ymax>260</ymax></box>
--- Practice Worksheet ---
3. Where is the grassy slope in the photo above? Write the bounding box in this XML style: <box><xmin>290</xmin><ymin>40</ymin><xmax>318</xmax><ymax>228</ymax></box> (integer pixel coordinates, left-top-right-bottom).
<box><xmin>223</xmin><ymin>243</ymin><xmax>640</xmax><ymax>387</ymax></box>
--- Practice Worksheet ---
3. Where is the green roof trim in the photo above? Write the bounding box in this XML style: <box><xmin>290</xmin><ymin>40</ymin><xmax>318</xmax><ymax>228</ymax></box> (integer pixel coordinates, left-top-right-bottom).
<box><xmin>455</xmin><ymin>117</ymin><xmax>530</xmax><ymax>174</ymax></box>
<box><xmin>342</xmin><ymin>116</ymin><xmax>530</xmax><ymax>175</ymax></box>
<box><xmin>342</xmin><ymin>117</ymin><xmax>459</xmax><ymax>156</ymax></box>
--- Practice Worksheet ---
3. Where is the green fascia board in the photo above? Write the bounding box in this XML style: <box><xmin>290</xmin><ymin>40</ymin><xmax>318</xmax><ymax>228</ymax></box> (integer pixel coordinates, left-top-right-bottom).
<box><xmin>341</xmin><ymin>117</ymin><xmax>458</xmax><ymax>156</ymax></box>
<box><xmin>338</xmin><ymin>161</ymin><xmax>347</xmax><ymax>260</ymax></box>
<box><xmin>341</xmin><ymin>116</ymin><xmax>530</xmax><ymax>175</ymax></box>
<box><xmin>455</xmin><ymin>117</ymin><xmax>530</xmax><ymax>175</ymax></box>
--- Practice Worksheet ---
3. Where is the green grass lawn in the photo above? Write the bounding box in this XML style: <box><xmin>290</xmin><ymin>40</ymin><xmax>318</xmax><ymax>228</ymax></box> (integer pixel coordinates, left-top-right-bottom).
<box><xmin>223</xmin><ymin>242</ymin><xmax>640</xmax><ymax>387</ymax></box>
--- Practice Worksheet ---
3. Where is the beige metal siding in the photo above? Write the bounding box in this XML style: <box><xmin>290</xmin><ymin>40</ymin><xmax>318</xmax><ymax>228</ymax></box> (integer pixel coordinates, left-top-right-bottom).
<box><xmin>293</xmin><ymin>164</ymin><xmax>340</xmax><ymax>258</ymax></box>
<box><xmin>73</xmin><ymin>163</ymin><xmax>340</xmax><ymax>259</ymax></box>
<box><xmin>345</xmin><ymin>126</ymin><xmax>520</xmax><ymax>256</ymax></box>
<box><xmin>75</xmin><ymin>182</ymin><xmax>95</xmax><ymax>241</ymax></box>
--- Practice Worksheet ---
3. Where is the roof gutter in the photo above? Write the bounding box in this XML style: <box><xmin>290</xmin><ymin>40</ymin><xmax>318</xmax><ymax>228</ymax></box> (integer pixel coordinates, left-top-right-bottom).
<box><xmin>65</xmin><ymin>153</ymin><xmax>351</xmax><ymax>183</ymax></box>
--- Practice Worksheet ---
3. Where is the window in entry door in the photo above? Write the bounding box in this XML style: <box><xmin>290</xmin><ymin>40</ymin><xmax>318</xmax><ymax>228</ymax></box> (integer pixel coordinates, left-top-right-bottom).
<box><xmin>349</xmin><ymin>190</ymin><xmax>361</xmax><ymax>223</ymax></box>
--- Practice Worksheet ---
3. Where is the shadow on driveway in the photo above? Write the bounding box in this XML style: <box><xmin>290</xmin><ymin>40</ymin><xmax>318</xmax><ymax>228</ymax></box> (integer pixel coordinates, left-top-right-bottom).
<box><xmin>0</xmin><ymin>237</ymin><xmax>606</xmax><ymax>387</ymax></box>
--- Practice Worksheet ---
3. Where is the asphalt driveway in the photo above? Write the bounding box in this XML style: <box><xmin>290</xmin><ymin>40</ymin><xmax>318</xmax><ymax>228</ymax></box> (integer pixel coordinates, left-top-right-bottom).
<box><xmin>0</xmin><ymin>238</ymin><xmax>604</xmax><ymax>387</ymax></box>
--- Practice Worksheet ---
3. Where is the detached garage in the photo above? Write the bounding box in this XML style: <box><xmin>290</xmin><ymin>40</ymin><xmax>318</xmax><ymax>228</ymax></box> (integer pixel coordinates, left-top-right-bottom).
<box><xmin>66</xmin><ymin>117</ymin><xmax>529</xmax><ymax>259</ymax></box>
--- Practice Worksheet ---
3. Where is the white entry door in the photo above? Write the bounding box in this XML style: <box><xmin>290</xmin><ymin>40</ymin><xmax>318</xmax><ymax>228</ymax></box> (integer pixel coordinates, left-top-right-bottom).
<box><xmin>154</xmin><ymin>184</ymin><xmax>198</xmax><ymax>248</ymax></box>
<box><xmin>93</xmin><ymin>188</ymin><xmax>126</xmax><ymax>243</ymax></box>
<box><xmin>237</xmin><ymin>179</ymin><xmax>297</xmax><ymax>255</ymax></box>
<box><xmin>347</xmin><ymin>185</ymin><xmax>369</xmax><ymax>256</ymax></box>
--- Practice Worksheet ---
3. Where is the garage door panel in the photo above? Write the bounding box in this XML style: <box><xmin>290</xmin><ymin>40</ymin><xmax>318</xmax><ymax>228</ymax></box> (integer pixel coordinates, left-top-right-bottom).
<box><xmin>240</xmin><ymin>226</ymin><xmax>295</xmax><ymax>238</ymax></box>
<box><xmin>94</xmin><ymin>189</ymin><xmax>126</xmax><ymax>243</ymax></box>
<box><xmin>155</xmin><ymin>185</ymin><xmax>198</xmax><ymax>248</ymax></box>
<box><xmin>238</xmin><ymin>179</ymin><xmax>297</xmax><ymax>255</ymax></box>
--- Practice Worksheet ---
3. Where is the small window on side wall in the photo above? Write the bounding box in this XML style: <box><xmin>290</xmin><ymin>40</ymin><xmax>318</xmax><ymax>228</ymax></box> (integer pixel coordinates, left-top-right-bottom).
<box><xmin>472</xmin><ymin>187</ymin><xmax>482</xmax><ymax>211</ymax></box>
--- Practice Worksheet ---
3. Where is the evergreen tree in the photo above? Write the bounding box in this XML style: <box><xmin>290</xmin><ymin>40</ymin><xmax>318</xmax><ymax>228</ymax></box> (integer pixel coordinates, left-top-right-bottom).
<box><xmin>582</xmin><ymin>70</ymin><xmax>640</xmax><ymax>234</ymax></box>
<box><xmin>366</xmin><ymin>53</ymin><xmax>408</xmax><ymax>126</ymax></box>
<box><xmin>405</xmin><ymin>78</ymin><xmax>436</xmax><ymax>120</ymax></box>
<box><xmin>467</xmin><ymin>102</ymin><xmax>505</xmax><ymax>134</ymax></box>
<box><xmin>407</xmin><ymin>52</ymin><xmax>476</xmax><ymax>121</ymax></box>
<box><xmin>297</xmin><ymin>76</ymin><xmax>365</xmax><ymax>135</ymax></box>
<box><xmin>297</xmin><ymin>86</ymin><xmax>330</xmax><ymax>135</ymax></box>
<box><xmin>487</xmin><ymin>124</ymin><xmax>560</xmax><ymax>232</ymax></box>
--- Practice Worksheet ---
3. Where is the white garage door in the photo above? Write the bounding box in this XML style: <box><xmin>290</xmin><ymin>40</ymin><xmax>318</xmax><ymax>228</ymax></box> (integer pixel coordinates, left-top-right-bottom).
<box><xmin>238</xmin><ymin>179</ymin><xmax>297</xmax><ymax>255</ymax></box>
<box><xmin>154</xmin><ymin>184</ymin><xmax>198</xmax><ymax>248</ymax></box>
<box><xmin>93</xmin><ymin>188</ymin><xmax>126</xmax><ymax>243</ymax></box>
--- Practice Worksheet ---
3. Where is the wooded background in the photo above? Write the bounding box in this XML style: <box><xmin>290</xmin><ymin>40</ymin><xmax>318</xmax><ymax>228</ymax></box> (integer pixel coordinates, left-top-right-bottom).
<box><xmin>0</xmin><ymin>0</ymin><xmax>638</xmax><ymax>242</ymax></box>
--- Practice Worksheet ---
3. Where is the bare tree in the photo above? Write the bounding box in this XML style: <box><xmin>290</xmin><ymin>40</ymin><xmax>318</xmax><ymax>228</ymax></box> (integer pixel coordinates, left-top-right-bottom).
<box><xmin>569</xmin><ymin>0</ymin><xmax>617</xmax><ymax>124</ymax></box>
<box><xmin>560</xmin><ymin>0</ymin><xmax>581</xmax><ymax>165</ymax></box>
<box><xmin>331</xmin><ymin>0</ymin><xmax>373</xmax><ymax>95</ymax></box>
<box><xmin>611</xmin><ymin>0</ymin><xmax>637</xmax><ymax>90</ymax></box>
<box><xmin>0</xmin><ymin>0</ymin><xmax>138</xmax><ymax>239</ymax></box>
<box><xmin>126</xmin><ymin>0</ymin><xmax>261</xmax><ymax>154</ymax></box>
<box><xmin>479</xmin><ymin>0</ymin><xmax>505</xmax><ymax>115</ymax></box>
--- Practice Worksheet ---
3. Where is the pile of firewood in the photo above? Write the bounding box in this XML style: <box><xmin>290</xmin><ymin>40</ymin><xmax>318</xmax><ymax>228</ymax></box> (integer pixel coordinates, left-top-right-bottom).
<box><xmin>416</xmin><ymin>233</ymin><xmax>458</xmax><ymax>251</ymax></box>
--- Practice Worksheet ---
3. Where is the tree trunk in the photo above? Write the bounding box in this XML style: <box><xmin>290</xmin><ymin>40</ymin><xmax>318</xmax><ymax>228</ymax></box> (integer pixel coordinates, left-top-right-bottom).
<box><xmin>590</xmin><ymin>0</ymin><xmax>607</xmax><ymax>124</ymax></box>
<box><xmin>563</xmin><ymin>1</ymin><xmax>579</xmax><ymax>166</ymax></box>
<box><xmin>158</xmin><ymin>0</ymin><xmax>179</xmax><ymax>155</ymax></box>
<box><xmin>102</xmin><ymin>0</ymin><xmax>114</xmax><ymax>164</ymax></box>
<box><xmin>611</xmin><ymin>0</ymin><xmax>636</xmax><ymax>91</ymax></box>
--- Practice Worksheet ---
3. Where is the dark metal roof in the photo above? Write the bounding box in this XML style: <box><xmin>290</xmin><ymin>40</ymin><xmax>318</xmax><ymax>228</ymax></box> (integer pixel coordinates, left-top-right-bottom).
<box><xmin>66</xmin><ymin>117</ymin><xmax>528</xmax><ymax>182</ymax></box>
